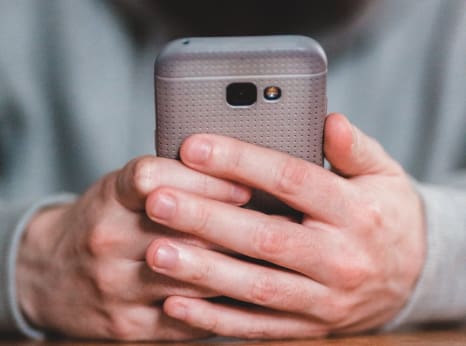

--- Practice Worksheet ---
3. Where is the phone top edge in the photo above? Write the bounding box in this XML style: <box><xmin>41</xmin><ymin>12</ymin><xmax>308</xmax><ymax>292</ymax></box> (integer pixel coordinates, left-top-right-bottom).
<box><xmin>155</xmin><ymin>70</ymin><xmax>327</xmax><ymax>82</ymax></box>
<box><xmin>155</xmin><ymin>35</ymin><xmax>327</xmax><ymax>78</ymax></box>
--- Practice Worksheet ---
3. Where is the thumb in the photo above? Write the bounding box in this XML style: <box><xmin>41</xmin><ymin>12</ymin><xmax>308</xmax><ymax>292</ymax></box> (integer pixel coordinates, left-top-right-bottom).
<box><xmin>324</xmin><ymin>113</ymin><xmax>403</xmax><ymax>177</ymax></box>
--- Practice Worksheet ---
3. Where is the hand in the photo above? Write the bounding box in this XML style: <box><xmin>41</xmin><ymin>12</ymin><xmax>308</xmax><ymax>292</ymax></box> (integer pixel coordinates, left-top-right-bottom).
<box><xmin>144</xmin><ymin>113</ymin><xmax>426</xmax><ymax>339</ymax></box>
<box><xmin>16</xmin><ymin>156</ymin><xmax>251</xmax><ymax>340</ymax></box>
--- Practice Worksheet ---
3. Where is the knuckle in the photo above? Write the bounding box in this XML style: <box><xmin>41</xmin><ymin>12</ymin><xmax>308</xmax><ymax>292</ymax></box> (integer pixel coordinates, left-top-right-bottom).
<box><xmin>228</xmin><ymin>145</ymin><xmax>245</xmax><ymax>173</ymax></box>
<box><xmin>131</xmin><ymin>156</ymin><xmax>160</xmax><ymax>195</ymax></box>
<box><xmin>105</xmin><ymin>314</ymin><xmax>137</xmax><ymax>340</ymax></box>
<box><xmin>321</xmin><ymin>295</ymin><xmax>351</xmax><ymax>325</ymax></box>
<box><xmin>198</xmin><ymin>174</ymin><xmax>211</xmax><ymax>197</ymax></box>
<box><xmin>335</xmin><ymin>256</ymin><xmax>370</xmax><ymax>290</ymax></box>
<box><xmin>94</xmin><ymin>172</ymin><xmax>119</xmax><ymax>205</ymax></box>
<box><xmin>191</xmin><ymin>203</ymin><xmax>210</xmax><ymax>236</ymax></box>
<box><xmin>245</xmin><ymin>325</ymin><xmax>288</xmax><ymax>339</ymax></box>
<box><xmin>86</xmin><ymin>223</ymin><xmax>113</xmax><ymax>257</ymax></box>
<box><xmin>252</xmin><ymin>221</ymin><xmax>286</xmax><ymax>258</ymax></box>
<box><xmin>199</xmin><ymin>314</ymin><xmax>219</xmax><ymax>333</ymax></box>
<box><xmin>189</xmin><ymin>261</ymin><xmax>212</xmax><ymax>283</ymax></box>
<box><xmin>249</xmin><ymin>274</ymin><xmax>279</xmax><ymax>305</ymax></box>
<box><xmin>328</xmin><ymin>306</ymin><xmax>350</xmax><ymax>326</ymax></box>
<box><xmin>353</xmin><ymin>197</ymin><xmax>383</xmax><ymax>232</ymax></box>
<box><xmin>274</xmin><ymin>157</ymin><xmax>308</xmax><ymax>195</ymax></box>
<box><xmin>366</xmin><ymin>200</ymin><xmax>383</xmax><ymax>228</ymax></box>
<box><xmin>90</xmin><ymin>262</ymin><xmax>120</xmax><ymax>300</ymax></box>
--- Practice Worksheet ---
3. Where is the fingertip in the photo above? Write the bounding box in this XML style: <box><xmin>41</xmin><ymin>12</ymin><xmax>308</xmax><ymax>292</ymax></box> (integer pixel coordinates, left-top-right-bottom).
<box><xmin>145</xmin><ymin>238</ymin><xmax>180</xmax><ymax>271</ymax></box>
<box><xmin>144</xmin><ymin>238</ymin><xmax>163</xmax><ymax>269</ymax></box>
<box><xmin>324</xmin><ymin>113</ymin><xmax>354</xmax><ymax>169</ymax></box>
<box><xmin>324</xmin><ymin>113</ymin><xmax>352</xmax><ymax>151</ymax></box>
<box><xmin>180</xmin><ymin>135</ymin><xmax>212</xmax><ymax>166</ymax></box>
<box><xmin>114</xmin><ymin>155</ymin><xmax>158</xmax><ymax>211</ymax></box>
<box><xmin>145</xmin><ymin>187</ymin><xmax>159</xmax><ymax>214</ymax></box>
<box><xmin>164</xmin><ymin>296</ymin><xmax>189</xmax><ymax>321</ymax></box>
<box><xmin>146</xmin><ymin>186</ymin><xmax>176</xmax><ymax>215</ymax></box>
<box><xmin>231</xmin><ymin>185</ymin><xmax>253</xmax><ymax>205</ymax></box>
<box><xmin>325</xmin><ymin>114</ymin><xmax>400</xmax><ymax>177</ymax></box>
<box><xmin>179</xmin><ymin>135</ymin><xmax>195</xmax><ymax>162</ymax></box>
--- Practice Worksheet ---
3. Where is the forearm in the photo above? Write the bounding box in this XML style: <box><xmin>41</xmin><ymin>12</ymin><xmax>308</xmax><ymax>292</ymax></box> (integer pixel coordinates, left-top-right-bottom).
<box><xmin>385</xmin><ymin>182</ymin><xmax>466</xmax><ymax>329</ymax></box>
<box><xmin>0</xmin><ymin>194</ymin><xmax>76</xmax><ymax>339</ymax></box>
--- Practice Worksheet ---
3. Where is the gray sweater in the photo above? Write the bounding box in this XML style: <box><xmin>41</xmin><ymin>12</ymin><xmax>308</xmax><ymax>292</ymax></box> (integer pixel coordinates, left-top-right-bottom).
<box><xmin>0</xmin><ymin>0</ymin><xmax>465</xmax><ymax>339</ymax></box>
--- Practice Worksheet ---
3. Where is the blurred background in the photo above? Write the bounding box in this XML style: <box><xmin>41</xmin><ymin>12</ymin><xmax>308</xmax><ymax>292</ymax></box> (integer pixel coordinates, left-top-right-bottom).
<box><xmin>0</xmin><ymin>0</ymin><xmax>464</xmax><ymax>201</ymax></box>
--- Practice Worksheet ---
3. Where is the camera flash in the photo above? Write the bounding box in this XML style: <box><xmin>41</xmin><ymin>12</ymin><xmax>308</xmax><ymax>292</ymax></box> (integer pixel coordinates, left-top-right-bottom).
<box><xmin>264</xmin><ymin>86</ymin><xmax>281</xmax><ymax>101</ymax></box>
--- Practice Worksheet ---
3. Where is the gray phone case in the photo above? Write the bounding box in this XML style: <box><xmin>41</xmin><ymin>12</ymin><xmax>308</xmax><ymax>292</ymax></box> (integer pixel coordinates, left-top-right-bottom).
<box><xmin>154</xmin><ymin>35</ymin><xmax>327</xmax><ymax>214</ymax></box>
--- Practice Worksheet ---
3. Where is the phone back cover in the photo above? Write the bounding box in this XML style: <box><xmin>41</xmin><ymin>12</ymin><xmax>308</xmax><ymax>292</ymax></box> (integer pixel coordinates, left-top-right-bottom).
<box><xmin>155</xmin><ymin>36</ymin><xmax>327</xmax><ymax>213</ymax></box>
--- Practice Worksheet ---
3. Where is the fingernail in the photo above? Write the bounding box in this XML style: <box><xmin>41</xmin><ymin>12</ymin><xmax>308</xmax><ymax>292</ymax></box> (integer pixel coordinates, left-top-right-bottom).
<box><xmin>153</xmin><ymin>244</ymin><xmax>178</xmax><ymax>269</ymax></box>
<box><xmin>151</xmin><ymin>193</ymin><xmax>176</xmax><ymax>220</ymax></box>
<box><xmin>231</xmin><ymin>186</ymin><xmax>250</xmax><ymax>203</ymax></box>
<box><xmin>185</xmin><ymin>139</ymin><xmax>212</xmax><ymax>164</ymax></box>
<box><xmin>169</xmin><ymin>302</ymin><xmax>187</xmax><ymax>320</ymax></box>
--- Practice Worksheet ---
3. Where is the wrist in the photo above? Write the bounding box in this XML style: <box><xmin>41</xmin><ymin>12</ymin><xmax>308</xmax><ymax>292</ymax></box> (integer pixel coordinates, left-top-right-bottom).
<box><xmin>16</xmin><ymin>203</ymin><xmax>71</xmax><ymax>330</ymax></box>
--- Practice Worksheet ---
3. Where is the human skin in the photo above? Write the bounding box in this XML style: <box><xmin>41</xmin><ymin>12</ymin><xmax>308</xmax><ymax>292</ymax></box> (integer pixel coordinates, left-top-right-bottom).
<box><xmin>145</xmin><ymin>113</ymin><xmax>426</xmax><ymax>339</ymax></box>
<box><xmin>16</xmin><ymin>157</ymin><xmax>251</xmax><ymax>340</ymax></box>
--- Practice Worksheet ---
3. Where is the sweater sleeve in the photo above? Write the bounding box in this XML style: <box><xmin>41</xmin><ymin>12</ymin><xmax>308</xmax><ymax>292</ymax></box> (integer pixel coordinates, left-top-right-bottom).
<box><xmin>0</xmin><ymin>194</ymin><xmax>76</xmax><ymax>339</ymax></box>
<box><xmin>384</xmin><ymin>182</ymin><xmax>466</xmax><ymax>329</ymax></box>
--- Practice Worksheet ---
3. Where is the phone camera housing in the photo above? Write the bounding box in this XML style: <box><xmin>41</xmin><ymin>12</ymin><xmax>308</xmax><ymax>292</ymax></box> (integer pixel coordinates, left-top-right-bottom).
<box><xmin>226</xmin><ymin>82</ymin><xmax>257</xmax><ymax>106</ymax></box>
<box><xmin>264</xmin><ymin>86</ymin><xmax>281</xmax><ymax>101</ymax></box>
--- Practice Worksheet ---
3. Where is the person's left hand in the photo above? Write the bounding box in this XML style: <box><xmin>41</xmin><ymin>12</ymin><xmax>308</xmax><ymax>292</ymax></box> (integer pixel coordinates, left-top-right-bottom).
<box><xmin>143</xmin><ymin>113</ymin><xmax>426</xmax><ymax>339</ymax></box>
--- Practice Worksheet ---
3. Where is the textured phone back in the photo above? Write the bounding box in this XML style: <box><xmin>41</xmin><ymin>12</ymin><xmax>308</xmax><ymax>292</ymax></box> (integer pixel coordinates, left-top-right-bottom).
<box><xmin>155</xmin><ymin>36</ymin><xmax>327</xmax><ymax>214</ymax></box>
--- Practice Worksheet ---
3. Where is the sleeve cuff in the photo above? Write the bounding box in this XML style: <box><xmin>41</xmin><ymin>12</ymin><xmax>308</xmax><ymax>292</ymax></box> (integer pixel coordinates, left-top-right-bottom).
<box><xmin>384</xmin><ymin>183</ymin><xmax>466</xmax><ymax>330</ymax></box>
<box><xmin>2</xmin><ymin>193</ymin><xmax>76</xmax><ymax>339</ymax></box>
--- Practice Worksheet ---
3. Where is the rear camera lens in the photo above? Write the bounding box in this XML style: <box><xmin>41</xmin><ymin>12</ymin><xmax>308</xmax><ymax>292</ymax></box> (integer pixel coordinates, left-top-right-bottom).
<box><xmin>264</xmin><ymin>86</ymin><xmax>281</xmax><ymax>101</ymax></box>
<box><xmin>226</xmin><ymin>83</ymin><xmax>257</xmax><ymax>106</ymax></box>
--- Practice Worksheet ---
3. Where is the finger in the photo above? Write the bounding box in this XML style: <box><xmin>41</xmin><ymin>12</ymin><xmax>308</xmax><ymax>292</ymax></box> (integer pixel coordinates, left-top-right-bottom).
<box><xmin>179</xmin><ymin>134</ymin><xmax>352</xmax><ymax>222</ymax></box>
<box><xmin>114</xmin><ymin>155</ymin><xmax>251</xmax><ymax>211</ymax></box>
<box><xmin>95</xmin><ymin>305</ymin><xmax>210</xmax><ymax>341</ymax></box>
<box><xmin>90</xmin><ymin>259</ymin><xmax>216</xmax><ymax>305</ymax></box>
<box><xmin>149</xmin><ymin>307</ymin><xmax>211</xmax><ymax>341</ymax></box>
<box><xmin>163</xmin><ymin>297</ymin><xmax>328</xmax><ymax>339</ymax></box>
<box><xmin>85</xmin><ymin>208</ymin><xmax>220</xmax><ymax>260</ymax></box>
<box><xmin>134</xmin><ymin>262</ymin><xmax>217</xmax><ymax>303</ymax></box>
<box><xmin>324</xmin><ymin>113</ymin><xmax>403</xmax><ymax>178</ymax></box>
<box><xmin>145</xmin><ymin>239</ymin><xmax>330</xmax><ymax>315</ymax></box>
<box><xmin>146</xmin><ymin>187</ymin><xmax>343</xmax><ymax>284</ymax></box>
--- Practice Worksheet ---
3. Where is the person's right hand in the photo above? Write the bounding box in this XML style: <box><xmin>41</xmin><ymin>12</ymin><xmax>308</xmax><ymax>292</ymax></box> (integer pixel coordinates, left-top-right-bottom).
<box><xmin>15</xmin><ymin>156</ymin><xmax>251</xmax><ymax>341</ymax></box>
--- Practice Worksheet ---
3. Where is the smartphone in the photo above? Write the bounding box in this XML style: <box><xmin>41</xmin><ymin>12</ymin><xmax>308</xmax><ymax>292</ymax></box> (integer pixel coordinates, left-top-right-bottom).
<box><xmin>154</xmin><ymin>35</ymin><xmax>327</xmax><ymax>214</ymax></box>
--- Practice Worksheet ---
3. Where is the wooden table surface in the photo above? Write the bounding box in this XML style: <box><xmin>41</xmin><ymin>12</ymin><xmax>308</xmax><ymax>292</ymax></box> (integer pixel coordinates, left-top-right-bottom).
<box><xmin>1</xmin><ymin>326</ymin><xmax>466</xmax><ymax>346</ymax></box>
